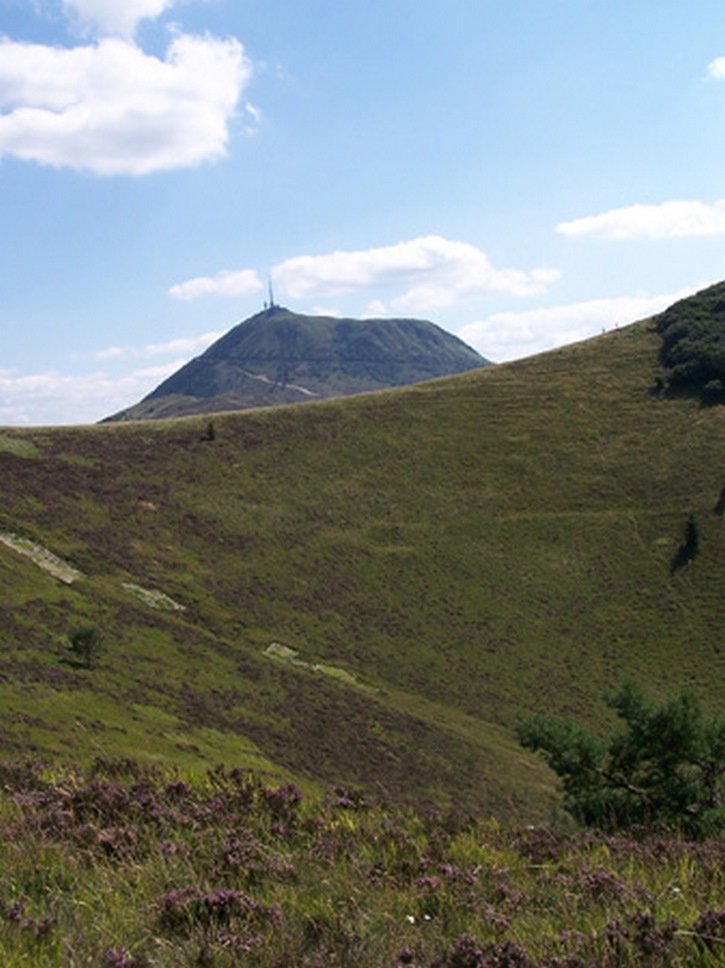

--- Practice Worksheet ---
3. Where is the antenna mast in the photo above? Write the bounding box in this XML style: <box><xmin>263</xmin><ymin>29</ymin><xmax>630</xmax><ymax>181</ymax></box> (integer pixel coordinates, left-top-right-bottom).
<box><xmin>268</xmin><ymin>278</ymin><xmax>276</xmax><ymax>310</ymax></box>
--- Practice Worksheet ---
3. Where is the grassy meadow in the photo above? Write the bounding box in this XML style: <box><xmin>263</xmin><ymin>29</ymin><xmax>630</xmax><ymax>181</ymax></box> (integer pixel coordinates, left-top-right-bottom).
<box><xmin>1</xmin><ymin>315</ymin><xmax>724</xmax><ymax>963</ymax></box>
<box><xmin>0</xmin><ymin>318</ymin><xmax>723</xmax><ymax>815</ymax></box>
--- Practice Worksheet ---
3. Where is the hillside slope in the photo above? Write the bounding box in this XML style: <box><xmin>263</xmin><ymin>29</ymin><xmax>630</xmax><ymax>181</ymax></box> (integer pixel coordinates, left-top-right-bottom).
<box><xmin>1</xmin><ymin>315</ymin><xmax>723</xmax><ymax>819</ymax></box>
<box><xmin>105</xmin><ymin>306</ymin><xmax>489</xmax><ymax>420</ymax></box>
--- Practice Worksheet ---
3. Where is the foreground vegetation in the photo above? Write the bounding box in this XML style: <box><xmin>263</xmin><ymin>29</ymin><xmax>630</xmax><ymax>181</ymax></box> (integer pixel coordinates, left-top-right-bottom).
<box><xmin>1</xmin><ymin>757</ymin><xmax>723</xmax><ymax>967</ymax></box>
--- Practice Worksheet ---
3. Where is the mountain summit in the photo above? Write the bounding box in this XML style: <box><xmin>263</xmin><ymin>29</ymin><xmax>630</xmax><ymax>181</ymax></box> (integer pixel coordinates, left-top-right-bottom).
<box><xmin>105</xmin><ymin>306</ymin><xmax>490</xmax><ymax>421</ymax></box>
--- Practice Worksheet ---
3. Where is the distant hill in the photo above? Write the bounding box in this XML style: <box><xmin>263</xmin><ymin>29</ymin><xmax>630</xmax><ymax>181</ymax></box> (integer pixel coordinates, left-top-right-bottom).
<box><xmin>105</xmin><ymin>306</ymin><xmax>490</xmax><ymax>421</ymax></box>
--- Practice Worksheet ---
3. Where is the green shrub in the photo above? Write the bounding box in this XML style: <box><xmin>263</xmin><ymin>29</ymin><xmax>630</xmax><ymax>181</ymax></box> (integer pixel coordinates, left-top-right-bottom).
<box><xmin>516</xmin><ymin>681</ymin><xmax>724</xmax><ymax>836</ymax></box>
<box><xmin>655</xmin><ymin>283</ymin><xmax>725</xmax><ymax>402</ymax></box>
<box><xmin>68</xmin><ymin>626</ymin><xmax>105</xmax><ymax>670</ymax></box>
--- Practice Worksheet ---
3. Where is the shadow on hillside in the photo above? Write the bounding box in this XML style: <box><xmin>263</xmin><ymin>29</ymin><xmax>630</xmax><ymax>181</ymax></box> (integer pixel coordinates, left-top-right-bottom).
<box><xmin>650</xmin><ymin>378</ymin><xmax>725</xmax><ymax>408</ymax></box>
<box><xmin>670</xmin><ymin>515</ymin><xmax>700</xmax><ymax>574</ymax></box>
<box><xmin>713</xmin><ymin>485</ymin><xmax>725</xmax><ymax>516</ymax></box>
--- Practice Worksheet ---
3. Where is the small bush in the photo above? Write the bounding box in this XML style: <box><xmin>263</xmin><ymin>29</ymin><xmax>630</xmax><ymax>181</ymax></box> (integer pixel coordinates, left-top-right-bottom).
<box><xmin>68</xmin><ymin>626</ymin><xmax>105</xmax><ymax>669</ymax></box>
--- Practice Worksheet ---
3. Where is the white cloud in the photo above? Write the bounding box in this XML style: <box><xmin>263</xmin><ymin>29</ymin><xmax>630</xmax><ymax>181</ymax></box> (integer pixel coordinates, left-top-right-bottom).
<box><xmin>366</xmin><ymin>300</ymin><xmax>387</xmax><ymax>317</ymax></box>
<box><xmin>557</xmin><ymin>200</ymin><xmax>725</xmax><ymax>240</ymax></box>
<box><xmin>62</xmin><ymin>0</ymin><xmax>179</xmax><ymax>37</ymax></box>
<box><xmin>243</xmin><ymin>101</ymin><xmax>262</xmax><ymax>128</ymax></box>
<box><xmin>271</xmin><ymin>236</ymin><xmax>559</xmax><ymax>312</ymax></box>
<box><xmin>0</xmin><ymin>362</ymin><xmax>182</xmax><ymax>426</ymax></box>
<box><xmin>169</xmin><ymin>236</ymin><xmax>558</xmax><ymax>310</ymax></box>
<box><xmin>309</xmin><ymin>306</ymin><xmax>342</xmax><ymax>317</ymax></box>
<box><xmin>0</xmin><ymin>326</ymin><xmax>231</xmax><ymax>424</ymax></box>
<box><xmin>169</xmin><ymin>268</ymin><xmax>263</xmax><ymax>300</ymax></box>
<box><xmin>0</xmin><ymin>32</ymin><xmax>253</xmax><ymax>175</ymax></box>
<box><xmin>707</xmin><ymin>56</ymin><xmax>725</xmax><ymax>79</ymax></box>
<box><xmin>457</xmin><ymin>286</ymin><xmax>702</xmax><ymax>363</ymax></box>
<box><xmin>91</xmin><ymin>330</ymin><xmax>224</xmax><ymax>361</ymax></box>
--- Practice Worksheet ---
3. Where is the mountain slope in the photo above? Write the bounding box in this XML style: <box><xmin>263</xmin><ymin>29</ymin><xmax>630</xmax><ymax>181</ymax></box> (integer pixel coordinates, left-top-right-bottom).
<box><xmin>106</xmin><ymin>306</ymin><xmax>489</xmax><ymax>420</ymax></box>
<box><xmin>1</xmin><ymin>308</ymin><xmax>723</xmax><ymax>819</ymax></box>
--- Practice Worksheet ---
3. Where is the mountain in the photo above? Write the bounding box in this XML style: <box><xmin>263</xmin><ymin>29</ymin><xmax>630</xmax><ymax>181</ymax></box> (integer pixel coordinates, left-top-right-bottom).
<box><xmin>105</xmin><ymin>306</ymin><xmax>490</xmax><ymax>421</ymax></box>
<box><xmin>1</xmin><ymin>295</ymin><xmax>723</xmax><ymax>820</ymax></box>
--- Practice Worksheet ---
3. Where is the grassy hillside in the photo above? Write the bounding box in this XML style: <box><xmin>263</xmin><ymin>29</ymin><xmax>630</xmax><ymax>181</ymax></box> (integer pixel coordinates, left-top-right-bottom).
<box><xmin>1</xmin><ymin>317</ymin><xmax>723</xmax><ymax>820</ymax></box>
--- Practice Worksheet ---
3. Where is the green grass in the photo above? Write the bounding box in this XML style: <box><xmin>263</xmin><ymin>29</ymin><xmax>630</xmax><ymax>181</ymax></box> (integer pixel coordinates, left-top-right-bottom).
<box><xmin>0</xmin><ymin>434</ymin><xmax>40</xmax><ymax>458</ymax></box>
<box><xmin>0</xmin><ymin>319</ymin><xmax>723</xmax><ymax>818</ymax></box>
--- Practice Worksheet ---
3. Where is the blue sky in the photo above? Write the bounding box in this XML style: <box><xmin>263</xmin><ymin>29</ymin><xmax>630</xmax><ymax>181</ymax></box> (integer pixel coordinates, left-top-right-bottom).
<box><xmin>3</xmin><ymin>0</ymin><xmax>725</xmax><ymax>424</ymax></box>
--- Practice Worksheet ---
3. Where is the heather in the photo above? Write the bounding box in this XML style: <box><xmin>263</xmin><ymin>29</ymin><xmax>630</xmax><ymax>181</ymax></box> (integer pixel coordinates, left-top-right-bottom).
<box><xmin>1</xmin><ymin>758</ymin><xmax>723</xmax><ymax>966</ymax></box>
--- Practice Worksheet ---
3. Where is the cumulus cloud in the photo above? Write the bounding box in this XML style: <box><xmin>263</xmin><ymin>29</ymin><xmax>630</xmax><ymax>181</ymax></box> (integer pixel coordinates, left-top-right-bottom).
<box><xmin>169</xmin><ymin>237</ymin><xmax>559</xmax><ymax>312</ymax></box>
<box><xmin>457</xmin><ymin>287</ymin><xmax>701</xmax><ymax>363</ymax></box>
<box><xmin>169</xmin><ymin>268</ymin><xmax>263</xmax><ymax>301</ymax></box>
<box><xmin>557</xmin><ymin>200</ymin><xmax>725</xmax><ymax>240</ymax></box>
<box><xmin>0</xmin><ymin>32</ymin><xmax>253</xmax><ymax>175</ymax></box>
<box><xmin>62</xmin><ymin>0</ymin><xmax>179</xmax><ymax>37</ymax></box>
<box><xmin>0</xmin><ymin>361</ymin><xmax>181</xmax><ymax>425</ymax></box>
<box><xmin>271</xmin><ymin>236</ymin><xmax>559</xmax><ymax>311</ymax></box>
<box><xmin>169</xmin><ymin>236</ymin><xmax>559</xmax><ymax>312</ymax></box>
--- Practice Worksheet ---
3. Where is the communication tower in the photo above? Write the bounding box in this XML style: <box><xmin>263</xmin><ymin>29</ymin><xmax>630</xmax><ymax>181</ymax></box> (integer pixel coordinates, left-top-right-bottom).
<box><xmin>264</xmin><ymin>278</ymin><xmax>276</xmax><ymax>311</ymax></box>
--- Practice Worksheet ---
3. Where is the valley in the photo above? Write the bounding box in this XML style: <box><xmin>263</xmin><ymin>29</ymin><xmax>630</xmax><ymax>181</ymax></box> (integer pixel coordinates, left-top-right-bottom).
<box><xmin>1</xmin><ymin>313</ymin><xmax>722</xmax><ymax>821</ymax></box>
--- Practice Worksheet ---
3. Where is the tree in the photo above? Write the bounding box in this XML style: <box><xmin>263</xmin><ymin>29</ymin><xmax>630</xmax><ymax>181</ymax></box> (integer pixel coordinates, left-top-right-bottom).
<box><xmin>655</xmin><ymin>282</ymin><xmax>725</xmax><ymax>403</ymax></box>
<box><xmin>68</xmin><ymin>626</ymin><xmax>105</xmax><ymax>670</ymax></box>
<box><xmin>516</xmin><ymin>682</ymin><xmax>724</xmax><ymax>835</ymax></box>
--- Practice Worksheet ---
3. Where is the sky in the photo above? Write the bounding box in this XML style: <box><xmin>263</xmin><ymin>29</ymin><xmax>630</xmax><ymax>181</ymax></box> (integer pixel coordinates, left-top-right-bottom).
<box><xmin>2</xmin><ymin>1</ymin><xmax>725</xmax><ymax>425</ymax></box>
